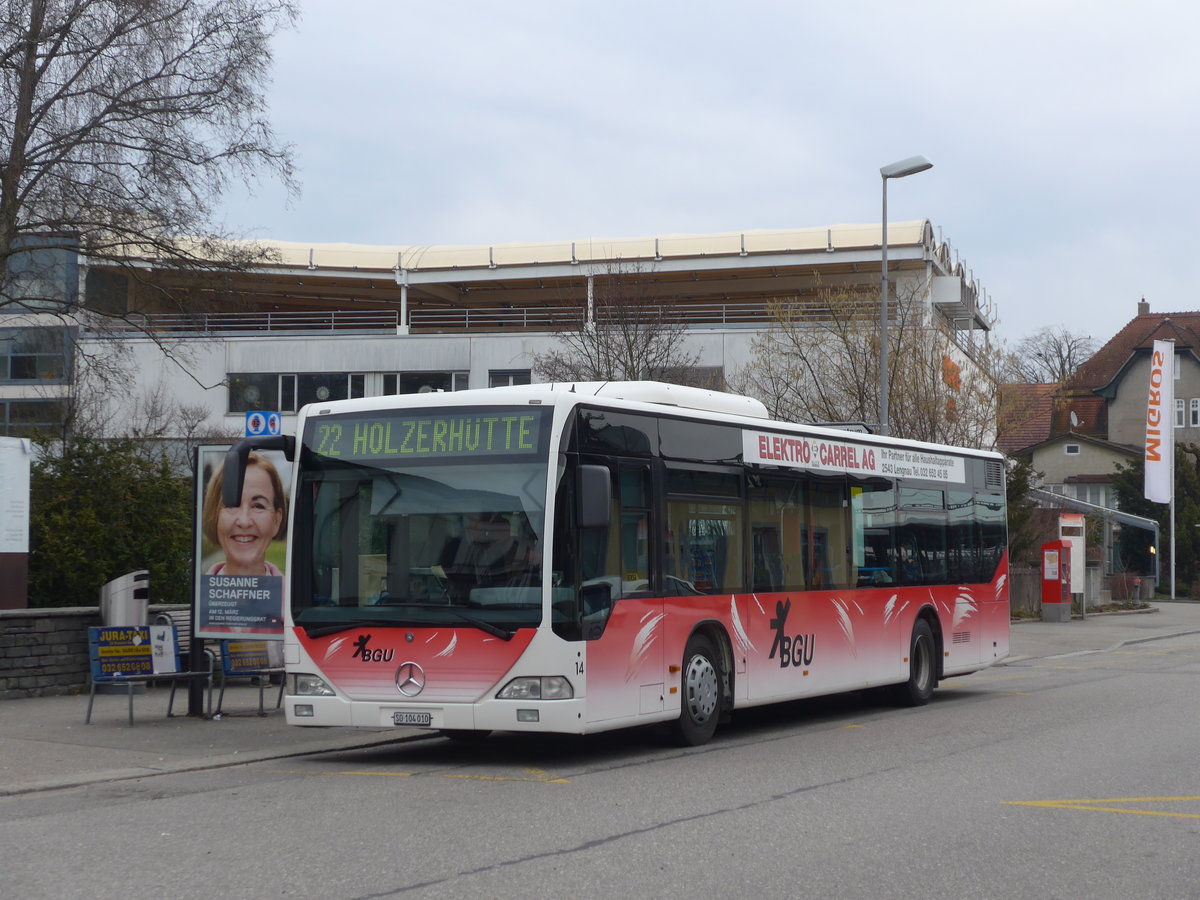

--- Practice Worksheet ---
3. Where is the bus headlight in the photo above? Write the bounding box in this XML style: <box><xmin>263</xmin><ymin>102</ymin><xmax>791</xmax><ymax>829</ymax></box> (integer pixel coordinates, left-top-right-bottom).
<box><xmin>292</xmin><ymin>673</ymin><xmax>336</xmax><ymax>696</ymax></box>
<box><xmin>497</xmin><ymin>676</ymin><xmax>574</xmax><ymax>700</ymax></box>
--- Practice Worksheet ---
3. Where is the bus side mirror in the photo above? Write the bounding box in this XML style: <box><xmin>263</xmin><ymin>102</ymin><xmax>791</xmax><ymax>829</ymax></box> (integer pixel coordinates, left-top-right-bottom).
<box><xmin>222</xmin><ymin>435</ymin><xmax>295</xmax><ymax>507</ymax></box>
<box><xmin>577</xmin><ymin>465</ymin><xmax>611</xmax><ymax>529</ymax></box>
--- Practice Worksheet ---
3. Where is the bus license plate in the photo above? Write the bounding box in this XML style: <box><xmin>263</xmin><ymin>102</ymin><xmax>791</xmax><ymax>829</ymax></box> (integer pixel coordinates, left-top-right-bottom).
<box><xmin>393</xmin><ymin>711</ymin><xmax>432</xmax><ymax>727</ymax></box>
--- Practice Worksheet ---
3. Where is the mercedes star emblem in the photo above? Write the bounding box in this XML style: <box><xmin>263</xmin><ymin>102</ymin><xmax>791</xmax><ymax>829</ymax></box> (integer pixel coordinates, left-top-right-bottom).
<box><xmin>395</xmin><ymin>661</ymin><xmax>426</xmax><ymax>697</ymax></box>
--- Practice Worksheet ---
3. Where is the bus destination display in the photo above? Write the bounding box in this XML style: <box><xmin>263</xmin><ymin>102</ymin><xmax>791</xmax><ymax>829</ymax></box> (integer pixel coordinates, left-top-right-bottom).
<box><xmin>307</xmin><ymin>409</ymin><xmax>544</xmax><ymax>461</ymax></box>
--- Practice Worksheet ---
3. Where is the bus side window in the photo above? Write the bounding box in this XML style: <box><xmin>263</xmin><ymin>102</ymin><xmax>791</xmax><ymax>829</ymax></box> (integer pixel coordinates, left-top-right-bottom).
<box><xmin>808</xmin><ymin>478</ymin><xmax>850</xmax><ymax>590</ymax></box>
<box><xmin>898</xmin><ymin>487</ymin><xmax>946</xmax><ymax>586</ymax></box>
<box><xmin>663</xmin><ymin>465</ymin><xmax>744</xmax><ymax>594</ymax></box>
<box><xmin>853</xmin><ymin>480</ymin><xmax>896</xmax><ymax>587</ymax></box>
<box><xmin>664</xmin><ymin>506</ymin><xmax>744</xmax><ymax>594</ymax></box>
<box><xmin>947</xmin><ymin>489</ymin><xmax>977</xmax><ymax>583</ymax></box>
<box><xmin>580</xmin><ymin>465</ymin><xmax>651</xmax><ymax>596</ymax></box>
<box><xmin>752</xmin><ymin>524</ymin><xmax>784</xmax><ymax>591</ymax></box>
<box><xmin>551</xmin><ymin>463</ymin><xmax>582</xmax><ymax>641</ymax></box>
<box><xmin>748</xmin><ymin>473</ymin><xmax>805</xmax><ymax>592</ymax></box>
<box><xmin>575</xmin><ymin>462</ymin><xmax>652</xmax><ymax>638</ymax></box>
<box><xmin>618</xmin><ymin>467</ymin><xmax>651</xmax><ymax>595</ymax></box>
<box><xmin>977</xmin><ymin>493</ymin><xmax>1006</xmax><ymax>582</ymax></box>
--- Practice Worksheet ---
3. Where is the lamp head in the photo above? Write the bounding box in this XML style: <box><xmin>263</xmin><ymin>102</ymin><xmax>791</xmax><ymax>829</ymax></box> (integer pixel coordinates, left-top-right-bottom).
<box><xmin>881</xmin><ymin>155</ymin><xmax>933</xmax><ymax>179</ymax></box>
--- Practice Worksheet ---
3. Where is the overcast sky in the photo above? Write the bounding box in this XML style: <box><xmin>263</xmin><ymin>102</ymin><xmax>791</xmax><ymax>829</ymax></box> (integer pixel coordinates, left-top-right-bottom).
<box><xmin>219</xmin><ymin>0</ymin><xmax>1200</xmax><ymax>347</ymax></box>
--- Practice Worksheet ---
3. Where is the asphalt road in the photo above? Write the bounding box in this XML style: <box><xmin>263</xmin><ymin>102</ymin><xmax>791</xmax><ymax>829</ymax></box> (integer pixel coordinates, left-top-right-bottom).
<box><xmin>4</xmin><ymin>629</ymin><xmax>1200</xmax><ymax>899</ymax></box>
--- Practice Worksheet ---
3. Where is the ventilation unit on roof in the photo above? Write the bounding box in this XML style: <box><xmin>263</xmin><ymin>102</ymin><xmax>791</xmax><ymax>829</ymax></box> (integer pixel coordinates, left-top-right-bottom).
<box><xmin>986</xmin><ymin>460</ymin><xmax>1004</xmax><ymax>489</ymax></box>
<box><xmin>544</xmin><ymin>380</ymin><xmax>771</xmax><ymax>419</ymax></box>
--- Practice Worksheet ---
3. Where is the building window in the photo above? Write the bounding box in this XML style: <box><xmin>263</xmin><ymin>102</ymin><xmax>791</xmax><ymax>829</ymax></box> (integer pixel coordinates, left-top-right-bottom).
<box><xmin>1191</xmin><ymin>398</ymin><xmax>1200</xmax><ymax>427</ymax></box>
<box><xmin>1069</xmin><ymin>482</ymin><xmax>1113</xmax><ymax>508</ymax></box>
<box><xmin>381</xmin><ymin>371</ymin><xmax>468</xmax><ymax>394</ymax></box>
<box><xmin>1176</xmin><ymin>398</ymin><xmax>1185</xmax><ymax>428</ymax></box>
<box><xmin>488</xmin><ymin>369</ymin><xmax>531</xmax><ymax>388</ymax></box>
<box><xmin>1064</xmin><ymin>444</ymin><xmax>1080</xmax><ymax>455</ymax></box>
<box><xmin>0</xmin><ymin>399</ymin><xmax>65</xmax><ymax>437</ymax></box>
<box><xmin>229</xmin><ymin>374</ymin><xmax>281</xmax><ymax>412</ymax></box>
<box><xmin>297</xmin><ymin>374</ymin><xmax>348</xmax><ymax>407</ymax></box>
<box><xmin>84</xmin><ymin>268</ymin><xmax>129</xmax><ymax>315</ymax></box>
<box><xmin>3</xmin><ymin>236</ymin><xmax>79</xmax><ymax>310</ymax></box>
<box><xmin>0</xmin><ymin>327</ymin><xmax>72</xmax><ymax>383</ymax></box>
<box><xmin>228</xmin><ymin>372</ymin><xmax>368</xmax><ymax>413</ymax></box>
<box><xmin>280</xmin><ymin>375</ymin><xmax>295</xmax><ymax>411</ymax></box>
<box><xmin>231</xmin><ymin>372</ymin><xmax>472</xmax><ymax>413</ymax></box>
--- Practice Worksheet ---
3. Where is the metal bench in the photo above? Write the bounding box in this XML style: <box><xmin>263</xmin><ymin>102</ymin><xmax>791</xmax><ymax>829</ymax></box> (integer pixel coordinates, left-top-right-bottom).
<box><xmin>85</xmin><ymin>624</ymin><xmax>213</xmax><ymax>725</ymax></box>
<box><xmin>213</xmin><ymin>639</ymin><xmax>285</xmax><ymax>717</ymax></box>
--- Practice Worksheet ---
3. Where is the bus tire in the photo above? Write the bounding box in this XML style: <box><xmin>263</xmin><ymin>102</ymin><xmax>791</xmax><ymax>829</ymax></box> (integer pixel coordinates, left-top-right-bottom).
<box><xmin>890</xmin><ymin>618</ymin><xmax>936</xmax><ymax>707</ymax></box>
<box><xmin>672</xmin><ymin>633</ymin><xmax>722</xmax><ymax>746</ymax></box>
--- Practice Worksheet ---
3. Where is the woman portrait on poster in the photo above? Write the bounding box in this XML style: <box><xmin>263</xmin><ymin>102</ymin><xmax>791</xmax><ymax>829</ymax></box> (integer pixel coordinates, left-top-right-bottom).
<box><xmin>202</xmin><ymin>451</ymin><xmax>286</xmax><ymax>577</ymax></box>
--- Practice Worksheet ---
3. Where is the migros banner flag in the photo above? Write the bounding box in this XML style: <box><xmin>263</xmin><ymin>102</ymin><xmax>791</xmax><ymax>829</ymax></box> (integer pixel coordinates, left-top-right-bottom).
<box><xmin>1145</xmin><ymin>339</ymin><xmax>1174</xmax><ymax>503</ymax></box>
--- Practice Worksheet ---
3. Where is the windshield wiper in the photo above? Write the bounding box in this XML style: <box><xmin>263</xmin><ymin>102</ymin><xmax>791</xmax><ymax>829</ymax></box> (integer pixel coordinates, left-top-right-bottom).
<box><xmin>301</xmin><ymin>611</ymin><xmax>514</xmax><ymax>641</ymax></box>
<box><xmin>302</xmin><ymin>619</ymin><xmax>401</xmax><ymax>638</ymax></box>
<box><xmin>450</xmin><ymin>610</ymin><xmax>514</xmax><ymax>641</ymax></box>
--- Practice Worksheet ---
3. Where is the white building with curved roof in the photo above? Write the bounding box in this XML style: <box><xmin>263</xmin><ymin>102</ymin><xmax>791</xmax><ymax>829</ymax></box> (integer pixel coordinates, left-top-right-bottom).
<box><xmin>0</xmin><ymin>220</ymin><xmax>996</xmax><ymax>444</ymax></box>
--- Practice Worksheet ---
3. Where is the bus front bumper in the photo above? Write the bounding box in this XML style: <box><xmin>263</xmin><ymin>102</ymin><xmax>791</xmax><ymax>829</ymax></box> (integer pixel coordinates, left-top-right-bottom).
<box><xmin>284</xmin><ymin>693</ymin><xmax>588</xmax><ymax>734</ymax></box>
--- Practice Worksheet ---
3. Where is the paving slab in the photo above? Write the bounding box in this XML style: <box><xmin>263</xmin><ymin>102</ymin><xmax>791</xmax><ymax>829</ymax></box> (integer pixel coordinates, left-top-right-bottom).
<box><xmin>0</xmin><ymin>684</ymin><xmax>424</xmax><ymax>796</ymax></box>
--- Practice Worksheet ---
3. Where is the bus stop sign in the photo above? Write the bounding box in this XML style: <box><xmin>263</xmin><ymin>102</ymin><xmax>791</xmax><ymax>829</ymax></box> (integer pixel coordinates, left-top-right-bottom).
<box><xmin>245</xmin><ymin>411</ymin><xmax>281</xmax><ymax>437</ymax></box>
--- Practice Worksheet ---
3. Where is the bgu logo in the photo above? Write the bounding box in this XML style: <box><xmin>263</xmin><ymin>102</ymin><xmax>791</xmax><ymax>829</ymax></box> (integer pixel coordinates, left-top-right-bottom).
<box><xmin>769</xmin><ymin>599</ymin><xmax>815</xmax><ymax>668</ymax></box>
<box><xmin>351</xmin><ymin>633</ymin><xmax>394</xmax><ymax>663</ymax></box>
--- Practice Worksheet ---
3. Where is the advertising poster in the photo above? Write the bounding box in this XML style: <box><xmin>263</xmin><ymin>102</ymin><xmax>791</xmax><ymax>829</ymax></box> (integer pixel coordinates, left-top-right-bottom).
<box><xmin>194</xmin><ymin>445</ymin><xmax>291</xmax><ymax>640</ymax></box>
<box><xmin>0</xmin><ymin>437</ymin><xmax>31</xmax><ymax>553</ymax></box>
<box><xmin>0</xmin><ymin>437</ymin><xmax>31</xmax><ymax>610</ymax></box>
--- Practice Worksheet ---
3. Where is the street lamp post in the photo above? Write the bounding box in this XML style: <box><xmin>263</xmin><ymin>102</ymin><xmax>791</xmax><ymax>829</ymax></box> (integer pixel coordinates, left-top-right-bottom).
<box><xmin>879</xmin><ymin>155</ymin><xmax>933</xmax><ymax>436</ymax></box>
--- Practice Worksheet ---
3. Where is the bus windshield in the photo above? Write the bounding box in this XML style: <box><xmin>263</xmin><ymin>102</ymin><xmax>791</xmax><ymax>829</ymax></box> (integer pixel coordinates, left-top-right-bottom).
<box><xmin>293</xmin><ymin>406</ymin><xmax>550</xmax><ymax>634</ymax></box>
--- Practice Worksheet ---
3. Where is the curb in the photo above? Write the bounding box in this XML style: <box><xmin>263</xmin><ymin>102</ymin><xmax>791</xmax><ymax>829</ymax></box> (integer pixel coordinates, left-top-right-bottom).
<box><xmin>1010</xmin><ymin>607</ymin><xmax>1158</xmax><ymax>625</ymax></box>
<box><xmin>0</xmin><ymin>728</ymin><xmax>438</xmax><ymax>798</ymax></box>
<box><xmin>1001</xmin><ymin>626</ymin><xmax>1200</xmax><ymax>667</ymax></box>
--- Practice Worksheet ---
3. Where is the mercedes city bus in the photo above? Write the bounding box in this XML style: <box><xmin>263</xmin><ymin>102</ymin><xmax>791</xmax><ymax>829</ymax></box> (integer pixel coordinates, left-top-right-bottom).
<box><xmin>221</xmin><ymin>381</ymin><xmax>1009</xmax><ymax>745</ymax></box>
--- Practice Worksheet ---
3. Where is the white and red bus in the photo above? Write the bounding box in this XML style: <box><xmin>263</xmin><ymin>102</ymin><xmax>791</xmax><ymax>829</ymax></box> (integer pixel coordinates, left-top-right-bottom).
<box><xmin>223</xmin><ymin>381</ymin><xmax>1009</xmax><ymax>745</ymax></box>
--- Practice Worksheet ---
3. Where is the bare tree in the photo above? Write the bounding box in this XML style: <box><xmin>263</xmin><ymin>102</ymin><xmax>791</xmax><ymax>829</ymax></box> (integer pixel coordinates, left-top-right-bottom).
<box><xmin>128</xmin><ymin>380</ymin><xmax>240</xmax><ymax>470</ymax></box>
<box><xmin>531</xmin><ymin>264</ymin><xmax>711</xmax><ymax>386</ymax></box>
<box><xmin>0</xmin><ymin>0</ymin><xmax>297</xmax><ymax>316</ymax></box>
<box><xmin>28</xmin><ymin>324</ymin><xmax>236</xmax><ymax>460</ymax></box>
<box><xmin>731</xmin><ymin>282</ymin><xmax>1003</xmax><ymax>448</ymax></box>
<box><xmin>1007</xmin><ymin>325</ymin><xmax>1097</xmax><ymax>384</ymax></box>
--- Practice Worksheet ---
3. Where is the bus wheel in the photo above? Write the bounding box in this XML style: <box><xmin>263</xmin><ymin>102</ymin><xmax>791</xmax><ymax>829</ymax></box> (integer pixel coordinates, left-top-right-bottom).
<box><xmin>890</xmin><ymin>618</ymin><xmax>936</xmax><ymax>707</ymax></box>
<box><xmin>672</xmin><ymin>634</ymin><xmax>722</xmax><ymax>746</ymax></box>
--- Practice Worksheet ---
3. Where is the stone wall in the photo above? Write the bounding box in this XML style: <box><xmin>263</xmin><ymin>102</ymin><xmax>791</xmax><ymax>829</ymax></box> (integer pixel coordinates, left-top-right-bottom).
<box><xmin>0</xmin><ymin>605</ymin><xmax>188</xmax><ymax>700</ymax></box>
<box><xmin>0</xmin><ymin>607</ymin><xmax>98</xmax><ymax>699</ymax></box>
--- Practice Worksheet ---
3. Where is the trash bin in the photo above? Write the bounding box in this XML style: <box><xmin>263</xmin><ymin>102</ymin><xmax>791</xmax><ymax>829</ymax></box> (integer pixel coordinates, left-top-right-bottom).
<box><xmin>100</xmin><ymin>570</ymin><xmax>149</xmax><ymax>626</ymax></box>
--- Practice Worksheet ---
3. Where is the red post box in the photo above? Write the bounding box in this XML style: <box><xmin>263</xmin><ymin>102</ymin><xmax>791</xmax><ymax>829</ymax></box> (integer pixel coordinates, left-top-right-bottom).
<box><xmin>1041</xmin><ymin>540</ymin><xmax>1072</xmax><ymax>622</ymax></box>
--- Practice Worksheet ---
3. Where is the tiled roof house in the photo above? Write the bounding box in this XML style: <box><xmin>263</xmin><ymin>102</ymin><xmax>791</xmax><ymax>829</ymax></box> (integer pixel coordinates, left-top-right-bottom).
<box><xmin>1001</xmin><ymin>300</ymin><xmax>1200</xmax><ymax>510</ymax></box>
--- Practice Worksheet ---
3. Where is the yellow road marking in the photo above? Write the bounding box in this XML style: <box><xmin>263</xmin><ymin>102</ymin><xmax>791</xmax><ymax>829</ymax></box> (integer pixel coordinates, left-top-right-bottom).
<box><xmin>1004</xmin><ymin>797</ymin><xmax>1200</xmax><ymax>819</ymax></box>
<box><xmin>442</xmin><ymin>767</ymin><xmax>569</xmax><ymax>783</ymax></box>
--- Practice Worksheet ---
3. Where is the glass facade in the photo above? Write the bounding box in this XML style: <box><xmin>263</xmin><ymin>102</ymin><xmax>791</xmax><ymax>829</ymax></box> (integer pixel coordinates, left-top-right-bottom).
<box><xmin>0</xmin><ymin>328</ymin><xmax>72</xmax><ymax>383</ymax></box>
<box><xmin>0</xmin><ymin>399</ymin><xmax>65</xmax><ymax>437</ymax></box>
